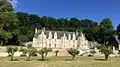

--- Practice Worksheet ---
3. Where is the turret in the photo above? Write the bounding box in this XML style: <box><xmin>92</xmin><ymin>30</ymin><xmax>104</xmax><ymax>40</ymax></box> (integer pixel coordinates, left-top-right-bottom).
<box><xmin>72</xmin><ymin>33</ymin><xmax>76</xmax><ymax>40</ymax></box>
<box><xmin>80</xmin><ymin>31</ymin><xmax>84</xmax><ymax>37</ymax></box>
<box><xmin>48</xmin><ymin>31</ymin><xmax>52</xmax><ymax>39</ymax></box>
<box><xmin>68</xmin><ymin>34</ymin><xmax>71</xmax><ymax>40</ymax></box>
<box><xmin>54</xmin><ymin>32</ymin><xmax>57</xmax><ymax>39</ymax></box>
<box><xmin>76</xmin><ymin>31</ymin><xmax>79</xmax><ymax>36</ymax></box>
<box><xmin>35</xmin><ymin>28</ymin><xmax>38</xmax><ymax>34</ymax></box>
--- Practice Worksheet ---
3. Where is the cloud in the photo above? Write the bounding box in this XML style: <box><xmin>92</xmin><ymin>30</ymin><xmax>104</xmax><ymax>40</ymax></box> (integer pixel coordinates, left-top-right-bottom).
<box><xmin>8</xmin><ymin>0</ymin><xmax>19</xmax><ymax>8</ymax></box>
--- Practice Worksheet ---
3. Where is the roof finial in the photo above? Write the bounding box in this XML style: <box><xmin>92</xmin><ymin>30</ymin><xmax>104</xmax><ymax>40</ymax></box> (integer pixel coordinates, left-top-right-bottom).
<box><xmin>80</xmin><ymin>30</ymin><xmax>84</xmax><ymax>37</ymax></box>
<box><xmin>35</xmin><ymin>28</ymin><xmax>37</xmax><ymax>34</ymax></box>
<box><xmin>76</xmin><ymin>31</ymin><xmax>78</xmax><ymax>36</ymax></box>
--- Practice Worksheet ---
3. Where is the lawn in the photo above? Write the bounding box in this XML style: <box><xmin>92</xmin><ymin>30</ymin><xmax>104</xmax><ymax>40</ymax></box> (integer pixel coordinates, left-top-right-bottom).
<box><xmin>0</xmin><ymin>56</ymin><xmax>120</xmax><ymax>67</ymax></box>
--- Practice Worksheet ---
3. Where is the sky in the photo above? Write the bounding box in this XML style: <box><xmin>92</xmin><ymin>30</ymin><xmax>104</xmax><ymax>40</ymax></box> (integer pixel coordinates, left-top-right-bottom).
<box><xmin>14</xmin><ymin>0</ymin><xmax>120</xmax><ymax>29</ymax></box>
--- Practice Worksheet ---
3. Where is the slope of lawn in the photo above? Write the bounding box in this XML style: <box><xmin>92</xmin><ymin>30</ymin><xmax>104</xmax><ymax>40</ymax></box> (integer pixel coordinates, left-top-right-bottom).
<box><xmin>0</xmin><ymin>56</ymin><xmax>120</xmax><ymax>67</ymax></box>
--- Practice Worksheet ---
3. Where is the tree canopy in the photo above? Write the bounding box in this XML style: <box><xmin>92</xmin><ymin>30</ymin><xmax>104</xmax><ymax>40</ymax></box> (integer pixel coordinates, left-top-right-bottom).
<box><xmin>0</xmin><ymin>0</ymin><xmax>119</xmax><ymax>47</ymax></box>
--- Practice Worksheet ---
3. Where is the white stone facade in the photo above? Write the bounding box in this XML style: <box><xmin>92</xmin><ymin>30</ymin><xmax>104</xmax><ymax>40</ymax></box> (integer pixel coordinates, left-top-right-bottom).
<box><xmin>32</xmin><ymin>28</ymin><xmax>90</xmax><ymax>54</ymax></box>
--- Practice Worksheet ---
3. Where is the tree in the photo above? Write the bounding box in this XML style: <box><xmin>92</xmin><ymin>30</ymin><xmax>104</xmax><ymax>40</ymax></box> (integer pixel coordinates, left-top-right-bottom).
<box><xmin>19</xmin><ymin>47</ymin><xmax>27</xmax><ymax>56</ymax></box>
<box><xmin>0</xmin><ymin>0</ymin><xmax>13</xmax><ymax>12</ymax></box>
<box><xmin>0</xmin><ymin>0</ymin><xmax>19</xmax><ymax>45</ymax></box>
<box><xmin>38</xmin><ymin>47</ymin><xmax>52</xmax><ymax>60</ymax></box>
<box><xmin>26</xmin><ymin>44</ymin><xmax>37</xmax><ymax>61</ymax></box>
<box><xmin>99</xmin><ymin>18</ymin><xmax>114</xmax><ymax>44</ymax></box>
<box><xmin>20</xmin><ymin>44</ymin><xmax>37</xmax><ymax>61</ymax></box>
<box><xmin>67</xmin><ymin>48</ymin><xmax>79</xmax><ymax>60</ymax></box>
<box><xmin>16</xmin><ymin>12</ymin><xmax>40</xmax><ymax>43</ymax></box>
<box><xmin>6</xmin><ymin>46</ymin><xmax>18</xmax><ymax>61</ymax></box>
<box><xmin>99</xmin><ymin>45</ymin><xmax>113</xmax><ymax>60</ymax></box>
<box><xmin>54</xmin><ymin>50</ymin><xmax>59</xmax><ymax>56</ymax></box>
<box><xmin>44</xmin><ymin>47</ymin><xmax>52</xmax><ymax>57</ymax></box>
<box><xmin>27</xmin><ymin>47</ymin><xmax>37</xmax><ymax>61</ymax></box>
<box><xmin>38</xmin><ymin>48</ymin><xmax>46</xmax><ymax>60</ymax></box>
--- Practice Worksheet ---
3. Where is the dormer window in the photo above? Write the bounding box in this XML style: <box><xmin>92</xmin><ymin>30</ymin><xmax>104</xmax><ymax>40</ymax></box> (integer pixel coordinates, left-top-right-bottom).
<box><xmin>49</xmin><ymin>44</ymin><xmax>51</xmax><ymax>48</ymax></box>
<box><xmin>54</xmin><ymin>44</ymin><xmax>56</xmax><ymax>47</ymax></box>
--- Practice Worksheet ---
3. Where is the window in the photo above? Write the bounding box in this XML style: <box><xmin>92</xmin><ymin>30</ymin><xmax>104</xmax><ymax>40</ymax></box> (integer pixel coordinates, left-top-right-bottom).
<box><xmin>49</xmin><ymin>44</ymin><xmax>51</xmax><ymax>48</ymax></box>
<box><xmin>54</xmin><ymin>44</ymin><xmax>56</xmax><ymax>47</ymax></box>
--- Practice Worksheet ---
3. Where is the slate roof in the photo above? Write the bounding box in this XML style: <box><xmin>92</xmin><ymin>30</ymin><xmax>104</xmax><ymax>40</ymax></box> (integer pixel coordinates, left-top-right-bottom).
<box><xmin>108</xmin><ymin>35</ymin><xmax>120</xmax><ymax>49</ymax></box>
<box><xmin>114</xmin><ymin>35</ymin><xmax>120</xmax><ymax>45</ymax></box>
<box><xmin>34</xmin><ymin>29</ymin><xmax>83</xmax><ymax>39</ymax></box>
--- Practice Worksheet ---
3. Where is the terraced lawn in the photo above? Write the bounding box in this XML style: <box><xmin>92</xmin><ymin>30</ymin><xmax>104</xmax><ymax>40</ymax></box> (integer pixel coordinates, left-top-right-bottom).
<box><xmin>0</xmin><ymin>56</ymin><xmax>120</xmax><ymax>67</ymax></box>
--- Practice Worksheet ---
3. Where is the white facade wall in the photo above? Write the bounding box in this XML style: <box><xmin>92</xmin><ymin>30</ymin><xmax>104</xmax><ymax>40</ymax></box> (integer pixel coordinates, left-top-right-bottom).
<box><xmin>32</xmin><ymin>29</ymin><xmax>90</xmax><ymax>53</ymax></box>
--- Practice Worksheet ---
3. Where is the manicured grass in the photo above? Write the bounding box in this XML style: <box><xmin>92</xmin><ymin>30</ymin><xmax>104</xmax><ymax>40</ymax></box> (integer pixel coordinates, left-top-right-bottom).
<box><xmin>0</xmin><ymin>56</ymin><xmax>120</xmax><ymax>67</ymax></box>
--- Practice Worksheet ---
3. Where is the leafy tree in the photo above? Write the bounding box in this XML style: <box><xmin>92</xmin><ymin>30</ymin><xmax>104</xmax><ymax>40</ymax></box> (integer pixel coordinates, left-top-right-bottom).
<box><xmin>54</xmin><ymin>50</ymin><xmax>59</xmax><ymax>56</ymax></box>
<box><xmin>27</xmin><ymin>47</ymin><xmax>37</xmax><ymax>61</ymax></box>
<box><xmin>99</xmin><ymin>45</ymin><xmax>113</xmax><ymax>60</ymax></box>
<box><xmin>38</xmin><ymin>48</ymin><xmax>46</xmax><ymax>60</ymax></box>
<box><xmin>0</xmin><ymin>0</ymin><xmax>13</xmax><ymax>12</ymax></box>
<box><xmin>38</xmin><ymin>47</ymin><xmax>52</xmax><ymax>60</ymax></box>
<box><xmin>67</xmin><ymin>48</ymin><xmax>79</xmax><ymax>60</ymax></box>
<box><xmin>44</xmin><ymin>47</ymin><xmax>52</xmax><ymax>57</ymax></box>
<box><xmin>16</xmin><ymin>12</ymin><xmax>40</xmax><ymax>42</ymax></box>
<box><xmin>19</xmin><ymin>44</ymin><xmax>37</xmax><ymax>61</ymax></box>
<box><xmin>19</xmin><ymin>47</ymin><xmax>27</xmax><ymax>57</ymax></box>
<box><xmin>6</xmin><ymin>46</ymin><xmax>18</xmax><ymax>61</ymax></box>
<box><xmin>26</xmin><ymin>44</ymin><xmax>37</xmax><ymax>61</ymax></box>
<box><xmin>98</xmin><ymin>18</ymin><xmax>114</xmax><ymax>44</ymax></box>
<box><xmin>0</xmin><ymin>0</ymin><xmax>18</xmax><ymax>45</ymax></box>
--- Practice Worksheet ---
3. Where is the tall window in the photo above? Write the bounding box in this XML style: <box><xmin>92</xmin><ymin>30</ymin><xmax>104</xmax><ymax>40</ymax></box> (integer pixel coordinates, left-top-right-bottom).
<box><xmin>49</xmin><ymin>44</ymin><xmax>51</xmax><ymax>48</ymax></box>
<box><xmin>54</xmin><ymin>44</ymin><xmax>56</xmax><ymax>48</ymax></box>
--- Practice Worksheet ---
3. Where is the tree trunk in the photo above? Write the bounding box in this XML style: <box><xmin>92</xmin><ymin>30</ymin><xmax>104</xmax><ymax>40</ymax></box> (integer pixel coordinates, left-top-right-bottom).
<box><xmin>72</xmin><ymin>55</ymin><xmax>75</xmax><ymax>60</ymax></box>
<box><xmin>27</xmin><ymin>54</ymin><xmax>31</xmax><ymax>61</ymax></box>
<box><xmin>11</xmin><ymin>54</ymin><xmax>14</xmax><ymax>61</ymax></box>
<box><xmin>55</xmin><ymin>52</ymin><xmax>58</xmax><ymax>56</ymax></box>
<box><xmin>45</xmin><ymin>52</ymin><xmax>48</xmax><ymax>58</ymax></box>
<box><xmin>41</xmin><ymin>54</ymin><xmax>44</xmax><ymax>60</ymax></box>
<box><xmin>105</xmin><ymin>55</ymin><xmax>109</xmax><ymax>60</ymax></box>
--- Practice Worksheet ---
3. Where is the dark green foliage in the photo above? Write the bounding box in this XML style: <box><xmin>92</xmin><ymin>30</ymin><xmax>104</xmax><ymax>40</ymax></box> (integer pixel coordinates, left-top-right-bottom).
<box><xmin>44</xmin><ymin>47</ymin><xmax>52</xmax><ymax>57</ymax></box>
<box><xmin>98</xmin><ymin>18</ymin><xmax>114</xmax><ymax>44</ymax></box>
<box><xmin>0</xmin><ymin>0</ymin><xmax>119</xmax><ymax>47</ymax></box>
<box><xmin>99</xmin><ymin>45</ymin><xmax>113</xmax><ymax>60</ymax></box>
<box><xmin>67</xmin><ymin>48</ymin><xmax>79</xmax><ymax>60</ymax></box>
<box><xmin>19</xmin><ymin>44</ymin><xmax>37</xmax><ymax>61</ymax></box>
<box><xmin>6</xmin><ymin>46</ymin><xmax>18</xmax><ymax>61</ymax></box>
<box><xmin>38</xmin><ymin>48</ymin><xmax>46</xmax><ymax>60</ymax></box>
<box><xmin>38</xmin><ymin>47</ymin><xmax>52</xmax><ymax>60</ymax></box>
<box><xmin>19</xmin><ymin>47</ymin><xmax>27</xmax><ymax>57</ymax></box>
<box><xmin>0</xmin><ymin>0</ymin><xmax>19</xmax><ymax>45</ymax></box>
<box><xmin>26</xmin><ymin>45</ymin><xmax>37</xmax><ymax>61</ymax></box>
<box><xmin>27</xmin><ymin>48</ymin><xmax>37</xmax><ymax>61</ymax></box>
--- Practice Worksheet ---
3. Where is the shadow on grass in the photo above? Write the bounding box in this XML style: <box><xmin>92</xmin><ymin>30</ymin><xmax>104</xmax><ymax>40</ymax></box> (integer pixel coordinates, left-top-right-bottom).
<box><xmin>37</xmin><ymin>59</ymin><xmax>49</xmax><ymax>61</ymax></box>
<box><xmin>65</xmin><ymin>58</ymin><xmax>75</xmax><ymax>61</ymax></box>
<box><xmin>94</xmin><ymin>58</ymin><xmax>107</xmax><ymax>61</ymax></box>
<box><xmin>9</xmin><ymin>59</ymin><xmax>19</xmax><ymax>61</ymax></box>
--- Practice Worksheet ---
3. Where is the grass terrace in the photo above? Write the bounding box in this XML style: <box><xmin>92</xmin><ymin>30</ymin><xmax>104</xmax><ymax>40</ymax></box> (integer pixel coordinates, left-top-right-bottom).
<box><xmin>0</xmin><ymin>56</ymin><xmax>120</xmax><ymax>67</ymax></box>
